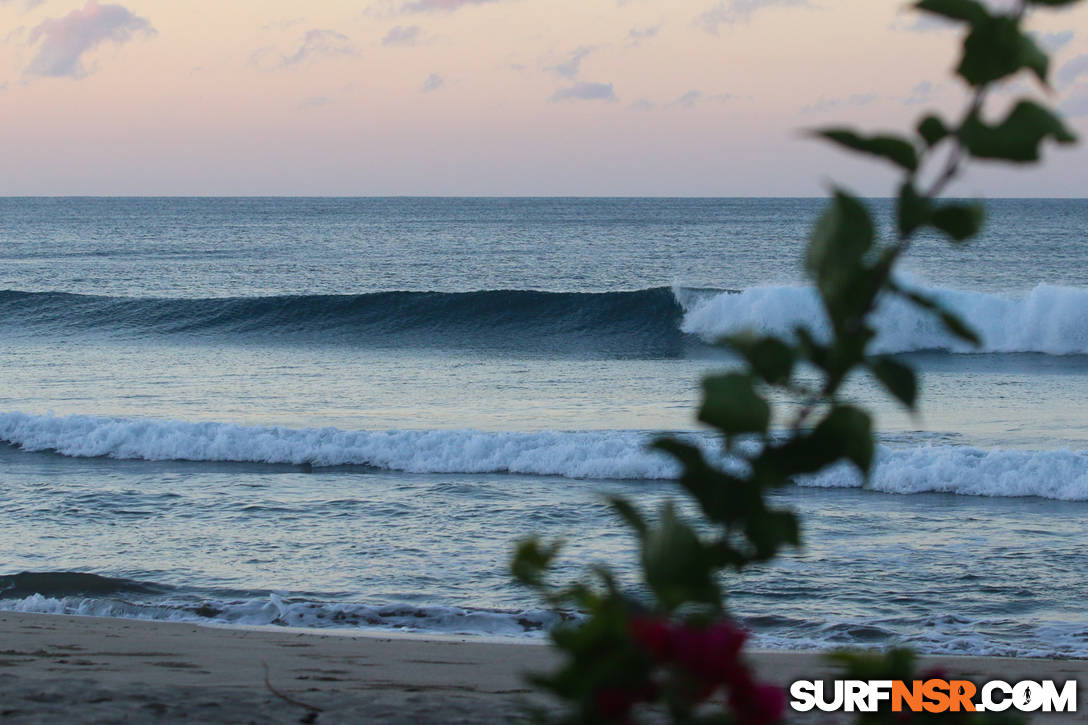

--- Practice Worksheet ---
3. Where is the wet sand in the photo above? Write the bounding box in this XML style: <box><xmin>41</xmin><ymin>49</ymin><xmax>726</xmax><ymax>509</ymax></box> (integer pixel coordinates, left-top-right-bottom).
<box><xmin>0</xmin><ymin>611</ymin><xmax>1084</xmax><ymax>723</ymax></box>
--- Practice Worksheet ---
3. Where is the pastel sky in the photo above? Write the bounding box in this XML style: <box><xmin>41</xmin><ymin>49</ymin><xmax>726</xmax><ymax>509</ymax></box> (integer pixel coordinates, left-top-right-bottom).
<box><xmin>2</xmin><ymin>0</ymin><xmax>1087</xmax><ymax>195</ymax></box>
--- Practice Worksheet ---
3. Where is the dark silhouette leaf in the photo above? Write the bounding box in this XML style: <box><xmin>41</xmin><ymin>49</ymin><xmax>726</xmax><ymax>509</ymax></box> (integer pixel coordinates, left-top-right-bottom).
<box><xmin>698</xmin><ymin>373</ymin><xmax>770</xmax><ymax>437</ymax></box>
<box><xmin>816</xmin><ymin>129</ymin><xmax>919</xmax><ymax>171</ymax></box>
<box><xmin>960</xmin><ymin>101</ymin><xmax>1076</xmax><ymax>162</ymax></box>
<box><xmin>931</xmin><ymin>203</ymin><xmax>985</xmax><ymax>241</ymax></box>
<box><xmin>868</xmin><ymin>356</ymin><xmax>918</xmax><ymax>409</ymax></box>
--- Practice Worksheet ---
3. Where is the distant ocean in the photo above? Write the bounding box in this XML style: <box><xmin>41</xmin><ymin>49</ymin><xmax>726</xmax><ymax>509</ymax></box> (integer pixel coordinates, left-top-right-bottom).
<box><xmin>1</xmin><ymin>197</ymin><xmax>1086</xmax><ymax>658</ymax></box>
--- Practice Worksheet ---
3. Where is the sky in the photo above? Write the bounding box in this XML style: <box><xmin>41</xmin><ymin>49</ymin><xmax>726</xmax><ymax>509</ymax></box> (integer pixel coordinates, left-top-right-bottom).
<box><xmin>1</xmin><ymin>0</ymin><xmax>1087</xmax><ymax>196</ymax></box>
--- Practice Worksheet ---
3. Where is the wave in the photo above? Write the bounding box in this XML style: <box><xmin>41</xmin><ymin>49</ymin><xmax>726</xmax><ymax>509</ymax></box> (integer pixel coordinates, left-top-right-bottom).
<box><xmin>0</xmin><ymin>585</ymin><xmax>561</xmax><ymax>638</ymax></box>
<box><xmin>682</xmin><ymin>283</ymin><xmax>1088</xmax><ymax>355</ymax></box>
<box><xmin>3</xmin><ymin>579</ymin><xmax>1084</xmax><ymax>657</ymax></box>
<box><xmin>3</xmin><ymin>283</ymin><xmax>1087</xmax><ymax>356</ymax></box>
<box><xmin>0</xmin><ymin>288</ymin><xmax>691</xmax><ymax>358</ymax></box>
<box><xmin>2</xmin><ymin>412</ymin><xmax>1087</xmax><ymax>500</ymax></box>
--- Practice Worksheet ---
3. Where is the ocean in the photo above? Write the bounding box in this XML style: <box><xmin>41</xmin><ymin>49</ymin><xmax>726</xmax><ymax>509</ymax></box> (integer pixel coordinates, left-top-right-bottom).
<box><xmin>1</xmin><ymin>197</ymin><xmax>1086</xmax><ymax>658</ymax></box>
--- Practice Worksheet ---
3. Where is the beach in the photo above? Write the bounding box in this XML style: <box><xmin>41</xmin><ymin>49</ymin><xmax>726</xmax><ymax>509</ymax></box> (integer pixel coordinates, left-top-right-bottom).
<box><xmin>1</xmin><ymin>611</ymin><xmax>1085</xmax><ymax>723</ymax></box>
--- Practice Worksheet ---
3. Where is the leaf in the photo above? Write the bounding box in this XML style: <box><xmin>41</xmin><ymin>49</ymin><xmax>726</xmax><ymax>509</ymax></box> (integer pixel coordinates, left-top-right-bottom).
<box><xmin>893</xmin><ymin>285</ymin><xmax>983</xmax><ymax>347</ymax></box>
<box><xmin>868</xmin><ymin>356</ymin><xmax>918</xmax><ymax>409</ymax></box>
<box><xmin>897</xmin><ymin>181</ymin><xmax>930</xmax><ymax>237</ymax></box>
<box><xmin>812</xmin><ymin>405</ymin><xmax>875</xmax><ymax>474</ymax></box>
<box><xmin>724</xmin><ymin>332</ymin><xmax>796</xmax><ymax>385</ymax></box>
<box><xmin>914</xmin><ymin>0</ymin><xmax>988</xmax><ymax>23</ymax></box>
<box><xmin>641</xmin><ymin>504</ymin><xmax>720</xmax><ymax>611</ymax></box>
<box><xmin>608</xmin><ymin>497</ymin><xmax>647</xmax><ymax>539</ymax></box>
<box><xmin>698</xmin><ymin>373</ymin><xmax>770</xmax><ymax>437</ymax></box>
<box><xmin>930</xmin><ymin>203</ymin><xmax>984</xmax><ymax>241</ymax></box>
<box><xmin>744</xmin><ymin>509</ymin><xmax>801</xmax><ymax>560</ymax></box>
<box><xmin>960</xmin><ymin>101</ymin><xmax>1076</xmax><ymax>162</ymax></box>
<box><xmin>939</xmin><ymin>309</ymin><xmax>982</xmax><ymax>346</ymax></box>
<box><xmin>815</xmin><ymin>129</ymin><xmax>919</xmax><ymax>171</ymax></box>
<box><xmin>917</xmin><ymin>115</ymin><xmax>949</xmax><ymax>147</ymax></box>
<box><xmin>511</xmin><ymin>538</ymin><xmax>561</xmax><ymax>588</ymax></box>
<box><xmin>652</xmin><ymin>437</ymin><xmax>754</xmax><ymax>525</ymax></box>
<box><xmin>958</xmin><ymin>16</ymin><xmax>1048</xmax><ymax>86</ymax></box>
<box><xmin>806</xmin><ymin>190</ymin><xmax>874</xmax><ymax>290</ymax></box>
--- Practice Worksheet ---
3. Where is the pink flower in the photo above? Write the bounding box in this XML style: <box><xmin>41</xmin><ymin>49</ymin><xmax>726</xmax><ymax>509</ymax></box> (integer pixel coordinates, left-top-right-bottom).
<box><xmin>629</xmin><ymin>615</ymin><xmax>673</xmax><ymax>661</ymax></box>
<box><xmin>730</xmin><ymin>681</ymin><xmax>786</xmax><ymax>725</ymax></box>
<box><xmin>670</xmin><ymin>620</ymin><xmax>748</xmax><ymax>685</ymax></box>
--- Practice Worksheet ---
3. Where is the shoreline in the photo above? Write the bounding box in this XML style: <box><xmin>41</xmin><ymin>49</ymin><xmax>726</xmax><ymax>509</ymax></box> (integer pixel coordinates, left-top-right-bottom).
<box><xmin>3</xmin><ymin>611</ymin><xmax>1086</xmax><ymax>723</ymax></box>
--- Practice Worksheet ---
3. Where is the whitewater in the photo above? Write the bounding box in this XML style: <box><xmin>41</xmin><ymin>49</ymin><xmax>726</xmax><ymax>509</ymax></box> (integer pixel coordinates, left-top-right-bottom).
<box><xmin>2</xmin><ymin>411</ymin><xmax>1087</xmax><ymax>500</ymax></box>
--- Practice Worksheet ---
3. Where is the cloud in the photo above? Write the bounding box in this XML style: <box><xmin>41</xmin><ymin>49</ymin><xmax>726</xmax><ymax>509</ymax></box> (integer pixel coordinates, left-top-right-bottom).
<box><xmin>892</xmin><ymin>10</ymin><xmax>956</xmax><ymax>33</ymax></box>
<box><xmin>626</xmin><ymin>23</ymin><xmax>661</xmax><ymax>45</ymax></box>
<box><xmin>630</xmin><ymin>98</ymin><xmax>654</xmax><ymax>111</ymax></box>
<box><xmin>550</xmin><ymin>81</ymin><xmax>616</xmax><ymax>102</ymax></box>
<box><xmin>25</xmin><ymin>0</ymin><xmax>154</xmax><ymax>79</ymax></box>
<box><xmin>299</xmin><ymin>95</ymin><xmax>332</xmax><ymax>109</ymax></box>
<box><xmin>382</xmin><ymin>24</ymin><xmax>421</xmax><ymax>45</ymax></box>
<box><xmin>252</xmin><ymin>29</ymin><xmax>356</xmax><ymax>71</ymax></box>
<box><xmin>421</xmin><ymin>72</ymin><xmax>444</xmax><ymax>92</ymax></box>
<box><xmin>400</xmin><ymin>0</ymin><xmax>498</xmax><ymax>12</ymax></box>
<box><xmin>695</xmin><ymin>0</ymin><xmax>809</xmax><ymax>34</ymax></box>
<box><xmin>1057</xmin><ymin>54</ymin><xmax>1088</xmax><ymax>89</ymax></box>
<box><xmin>0</xmin><ymin>0</ymin><xmax>46</xmax><ymax>9</ymax></box>
<box><xmin>672</xmin><ymin>89</ymin><xmax>702</xmax><ymax>107</ymax></box>
<box><xmin>547</xmin><ymin>46</ymin><xmax>594</xmax><ymax>79</ymax></box>
<box><xmin>904</xmin><ymin>80</ymin><xmax>937</xmax><ymax>105</ymax></box>
<box><xmin>1039</xmin><ymin>30</ymin><xmax>1074</xmax><ymax>53</ymax></box>
<box><xmin>667</xmin><ymin>89</ymin><xmax>735</xmax><ymax>108</ymax></box>
<box><xmin>1061</xmin><ymin>83</ymin><xmax>1088</xmax><ymax>118</ymax></box>
<box><xmin>800</xmin><ymin>92</ymin><xmax>877</xmax><ymax>114</ymax></box>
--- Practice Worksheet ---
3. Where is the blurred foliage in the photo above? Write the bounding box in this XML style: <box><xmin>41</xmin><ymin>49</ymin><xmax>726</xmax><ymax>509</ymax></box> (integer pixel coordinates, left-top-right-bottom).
<box><xmin>512</xmin><ymin>1</ymin><xmax>1079</xmax><ymax>722</ymax></box>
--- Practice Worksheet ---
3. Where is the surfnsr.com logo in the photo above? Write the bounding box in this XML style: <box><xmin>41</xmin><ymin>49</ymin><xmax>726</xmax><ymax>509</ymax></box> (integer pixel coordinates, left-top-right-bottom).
<box><xmin>790</xmin><ymin>679</ymin><xmax>1078</xmax><ymax>713</ymax></box>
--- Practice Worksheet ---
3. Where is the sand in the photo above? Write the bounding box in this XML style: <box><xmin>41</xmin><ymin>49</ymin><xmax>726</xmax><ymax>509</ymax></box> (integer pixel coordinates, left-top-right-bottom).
<box><xmin>1</xmin><ymin>611</ymin><xmax>1085</xmax><ymax>723</ymax></box>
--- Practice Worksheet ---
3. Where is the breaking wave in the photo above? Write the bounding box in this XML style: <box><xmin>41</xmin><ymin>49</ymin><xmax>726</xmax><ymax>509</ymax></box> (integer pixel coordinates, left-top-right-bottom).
<box><xmin>2</xmin><ymin>411</ymin><xmax>1086</xmax><ymax>500</ymax></box>
<box><xmin>3</xmin><ymin>283</ymin><xmax>1087</xmax><ymax>355</ymax></box>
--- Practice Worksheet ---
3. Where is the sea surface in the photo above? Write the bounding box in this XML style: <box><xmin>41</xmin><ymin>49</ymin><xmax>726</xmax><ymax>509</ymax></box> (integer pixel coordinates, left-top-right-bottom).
<box><xmin>1</xmin><ymin>197</ymin><xmax>1086</xmax><ymax>658</ymax></box>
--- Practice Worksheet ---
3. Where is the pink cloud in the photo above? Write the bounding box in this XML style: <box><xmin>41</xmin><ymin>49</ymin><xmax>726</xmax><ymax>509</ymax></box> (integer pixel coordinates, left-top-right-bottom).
<box><xmin>26</xmin><ymin>0</ymin><xmax>154</xmax><ymax>79</ymax></box>
<box><xmin>400</xmin><ymin>0</ymin><xmax>498</xmax><ymax>13</ymax></box>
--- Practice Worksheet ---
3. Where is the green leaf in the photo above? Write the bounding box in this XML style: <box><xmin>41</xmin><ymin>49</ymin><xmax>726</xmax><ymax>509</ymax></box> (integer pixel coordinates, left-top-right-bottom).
<box><xmin>894</xmin><ymin>285</ymin><xmax>983</xmax><ymax>347</ymax></box>
<box><xmin>939</xmin><ymin>309</ymin><xmax>983</xmax><ymax>346</ymax></box>
<box><xmin>812</xmin><ymin>405</ymin><xmax>875</xmax><ymax>474</ymax></box>
<box><xmin>914</xmin><ymin>0</ymin><xmax>988</xmax><ymax>23</ymax></box>
<box><xmin>917</xmin><ymin>115</ymin><xmax>949</xmax><ymax>147</ymax></box>
<box><xmin>815</xmin><ymin>129</ymin><xmax>919</xmax><ymax>171</ymax></box>
<box><xmin>511</xmin><ymin>538</ymin><xmax>561</xmax><ymax>588</ymax></box>
<box><xmin>641</xmin><ymin>503</ymin><xmax>720</xmax><ymax>611</ymax></box>
<box><xmin>868</xmin><ymin>356</ymin><xmax>918</xmax><ymax>409</ymax></box>
<box><xmin>724</xmin><ymin>332</ymin><xmax>795</xmax><ymax>385</ymax></box>
<box><xmin>960</xmin><ymin>101</ymin><xmax>1076</xmax><ymax>162</ymax></box>
<box><xmin>806</xmin><ymin>190</ymin><xmax>874</xmax><ymax>287</ymax></box>
<box><xmin>652</xmin><ymin>437</ymin><xmax>754</xmax><ymax>526</ymax></box>
<box><xmin>931</xmin><ymin>203</ymin><xmax>985</xmax><ymax>241</ymax></box>
<box><xmin>608</xmin><ymin>497</ymin><xmax>647</xmax><ymax>539</ymax></box>
<box><xmin>958</xmin><ymin>16</ymin><xmax>1048</xmax><ymax>86</ymax></box>
<box><xmin>744</xmin><ymin>509</ymin><xmax>801</xmax><ymax>561</ymax></box>
<box><xmin>897</xmin><ymin>181</ymin><xmax>930</xmax><ymax>237</ymax></box>
<box><xmin>698</xmin><ymin>373</ymin><xmax>770</xmax><ymax>437</ymax></box>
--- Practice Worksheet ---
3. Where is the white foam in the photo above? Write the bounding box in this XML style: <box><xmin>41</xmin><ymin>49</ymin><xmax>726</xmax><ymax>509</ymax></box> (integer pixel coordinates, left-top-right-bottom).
<box><xmin>2</xmin><ymin>412</ymin><xmax>1086</xmax><ymax>499</ymax></box>
<box><xmin>0</xmin><ymin>593</ymin><xmax>559</xmax><ymax>638</ymax></box>
<box><xmin>679</xmin><ymin>283</ymin><xmax>1088</xmax><ymax>354</ymax></box>
<box><xmin>0</xmin><ymin>411</ymin><xmax>679</xmax><ymax>479</ymax></box>
<box><xmin>799</xmin><ymin>446</ymin><xmax>1088</xmax><ymax>501</ymax></box>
